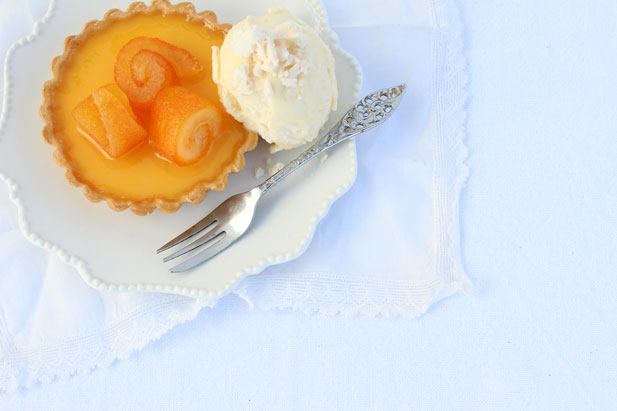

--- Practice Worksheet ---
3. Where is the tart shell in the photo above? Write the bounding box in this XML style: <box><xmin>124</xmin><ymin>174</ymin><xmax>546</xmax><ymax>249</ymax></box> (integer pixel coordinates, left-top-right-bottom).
<box><xmin>40</xmin><ymin>0</ymin><xmax>258</xmax><ymax>215</ymax></box>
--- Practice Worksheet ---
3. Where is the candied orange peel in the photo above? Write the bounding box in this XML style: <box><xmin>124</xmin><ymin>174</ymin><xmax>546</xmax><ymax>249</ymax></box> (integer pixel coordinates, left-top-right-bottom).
<box><xmin>114</xmin><ymin>37</ymin><xmax>203</xmax><ymax>109</ymax></box>
<box><xmin>71</xmin><ymin>84</ymin><xmax>147</xmax><ymax>159</ymax></box>
<box><xmin>149</xmin><ymin>86</ymin><xmax>223</xmax><ymax>166</ymax></box>
<box><xmin>73</xmin><ymin>36</ymin><xmax>221</xmax><ymax>166</ymax></box>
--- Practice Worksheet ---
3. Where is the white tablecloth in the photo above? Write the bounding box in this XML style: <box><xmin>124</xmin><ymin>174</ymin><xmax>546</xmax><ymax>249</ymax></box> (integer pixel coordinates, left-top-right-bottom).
<box><xmin>2</xmin><ymin>0</ymin><xmax>617</xmax><ymax>409</ymax></box>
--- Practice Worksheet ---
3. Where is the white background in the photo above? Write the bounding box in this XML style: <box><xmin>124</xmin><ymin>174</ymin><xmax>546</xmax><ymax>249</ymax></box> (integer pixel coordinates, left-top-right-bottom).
<box><xmin>2</xmin><ymin>0</ymin><xmax>617</xmax><ymax>409</ymax></box>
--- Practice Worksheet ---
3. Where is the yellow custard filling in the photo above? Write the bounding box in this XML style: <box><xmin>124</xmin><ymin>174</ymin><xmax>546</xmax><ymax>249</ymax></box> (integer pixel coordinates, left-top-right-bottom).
<box><xmin>53</xmin><ymin>13</ymin><xmax>251</xmax><ymax>201</ymax></box>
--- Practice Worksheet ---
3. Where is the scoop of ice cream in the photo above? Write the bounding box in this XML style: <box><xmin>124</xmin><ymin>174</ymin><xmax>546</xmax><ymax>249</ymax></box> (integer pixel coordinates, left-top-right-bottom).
<box><xmin>212</xmin><ymin>8</ymin><xmax>337</xmax><ymax>151</ymax></box>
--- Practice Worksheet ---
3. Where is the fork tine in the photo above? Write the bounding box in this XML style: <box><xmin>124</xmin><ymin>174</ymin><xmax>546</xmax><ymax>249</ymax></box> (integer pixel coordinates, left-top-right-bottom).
<box><xmin>157</xmin><ymin>215</ymin><xmax>218</xmax><ymax>254</ymax></box>
<box><xmin>163</xmin><ymin>230</ymin><xmax>226</xmax><ymax>263</ymax></box>
<box><xmin>170</xmin><ymin>234</ymin><xmax>234</xmax><ymax>273</ymax></box>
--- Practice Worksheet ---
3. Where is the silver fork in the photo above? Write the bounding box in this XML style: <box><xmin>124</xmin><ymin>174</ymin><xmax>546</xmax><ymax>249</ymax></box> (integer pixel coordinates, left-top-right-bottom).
<box><xmin>158</xmin><ymin>84</ymin><xmax>407</xmax><ymax>272</ymax></box>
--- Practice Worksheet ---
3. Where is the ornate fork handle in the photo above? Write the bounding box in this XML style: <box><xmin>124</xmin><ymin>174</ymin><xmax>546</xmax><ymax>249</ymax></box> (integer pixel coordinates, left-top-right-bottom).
<box><xmin>258</xmin><ymin>84</ymin><xmax>406</xmax><ymax>194</ymax></box>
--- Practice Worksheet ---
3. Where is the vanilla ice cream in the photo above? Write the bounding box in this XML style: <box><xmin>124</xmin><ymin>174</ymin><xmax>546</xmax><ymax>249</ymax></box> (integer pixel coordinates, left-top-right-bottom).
<box><xmin>212</xmin><ymin>8</ymin><xmax>337</xmax><ymax>151</ymax></box>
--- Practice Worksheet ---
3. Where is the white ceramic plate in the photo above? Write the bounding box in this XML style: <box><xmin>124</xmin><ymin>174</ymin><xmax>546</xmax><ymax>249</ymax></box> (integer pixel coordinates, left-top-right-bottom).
<box><xmin>0</xmin><ymin>0</ymin><xmax>361</xmax><ymax>300</ymax></box>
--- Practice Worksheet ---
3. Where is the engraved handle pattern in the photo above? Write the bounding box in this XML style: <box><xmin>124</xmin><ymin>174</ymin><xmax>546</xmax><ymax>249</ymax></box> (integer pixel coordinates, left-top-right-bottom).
<box><xmin>258</xmin><ymin>84</ymin><xmax>406</xmax><ymax>194</ymax></box>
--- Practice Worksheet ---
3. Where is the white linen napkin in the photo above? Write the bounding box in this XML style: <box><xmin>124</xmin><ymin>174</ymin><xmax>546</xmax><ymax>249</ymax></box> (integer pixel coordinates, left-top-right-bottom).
<box><xmin>0</xmin><ymin>0</ymin><xmax>470</xmax><ymax>392</ymax></box>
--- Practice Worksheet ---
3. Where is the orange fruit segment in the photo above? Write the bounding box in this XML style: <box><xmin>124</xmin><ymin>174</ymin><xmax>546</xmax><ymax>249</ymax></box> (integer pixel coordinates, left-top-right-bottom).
<box><xmin>114</xmin><ymin>37</ymin><xmax>203</xmax><ymax>108</ymax></box>
<box><xmin>149</xmin><ymin>86</ymin><xmax>223</xmax><ymax>166</ymax></box>
<box><xmin>72</xmin><ymin>84</ymin><xmax>148</xmax><ymax>159</ymax></box>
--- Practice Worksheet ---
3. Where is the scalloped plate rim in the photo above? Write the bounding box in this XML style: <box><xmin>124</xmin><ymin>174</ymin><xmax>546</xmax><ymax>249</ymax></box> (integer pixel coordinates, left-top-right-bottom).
<box><xmin>0</xmin><ymin>0</ymin><xmax>362</xmax><ymax>300</ymax></box>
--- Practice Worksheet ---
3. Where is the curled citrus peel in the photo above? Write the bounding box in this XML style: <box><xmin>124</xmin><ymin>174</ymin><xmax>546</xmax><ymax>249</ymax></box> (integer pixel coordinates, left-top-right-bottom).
<box><xmin>114</xmin><ymin>37</ymin><xmax>203</xmax><ymax>109</ymax></box>
<box><xmin>73</xmin><ymin>38</ymin><xmax>220</xmax><ymax>166</ymax></box>
<box><xmin>71</xmin><ymin>84</ymin><xmax>147</xmax><ymax>159</ymax></box>
<box><xmin>149</xmin><ymin>86</ymin><xmax>223</xmax><ymax>166</ymax></box>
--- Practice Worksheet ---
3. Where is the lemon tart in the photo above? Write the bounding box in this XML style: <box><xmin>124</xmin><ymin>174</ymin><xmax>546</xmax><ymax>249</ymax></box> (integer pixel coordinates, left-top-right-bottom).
<box><xmin>41</xmin><ymin>0</ymin><xmax>258</xmax><ymax>215</ymax></box>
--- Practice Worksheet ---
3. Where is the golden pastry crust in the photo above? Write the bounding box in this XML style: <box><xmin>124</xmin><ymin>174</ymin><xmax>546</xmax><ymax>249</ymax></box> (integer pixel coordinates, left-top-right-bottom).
<box><xmin>40</xmin><ymin>0</ymin><xmax>258</xmax><ymax>215</ymax></box>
